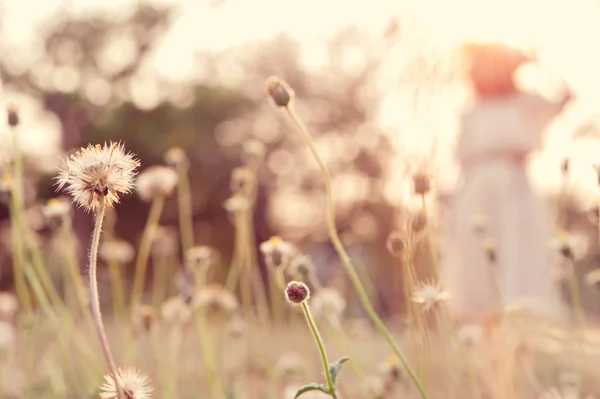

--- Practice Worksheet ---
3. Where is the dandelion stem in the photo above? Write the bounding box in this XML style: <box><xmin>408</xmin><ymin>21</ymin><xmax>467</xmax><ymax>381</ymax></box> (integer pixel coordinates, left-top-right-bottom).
<box><xmin>301</xmin><ymin>301</ymin><xmax>337</xmax><ymax>398</ymax></box>
<box><xmin>9</xmin><ymin>124</ymin><xmax>32</xmax><ymax>311</ymax></box>
<box><xmin>176</xmin><ymin>163</ymin><xmax>195</xmax><ymax>261</ymax></box>
<box><xmin>89</xmin><ymin>197</ymin><xmax>124</xmax><ymax>399</ymax></box>
<box><xmin>283</xmin><ymin>106</ymin><xmax>427</xmax><ymax>398</ymax></box>
<box><xmin>131</xmin><ymin>195</ymin><xmax>165</xmax><ymax>310</ymax></box>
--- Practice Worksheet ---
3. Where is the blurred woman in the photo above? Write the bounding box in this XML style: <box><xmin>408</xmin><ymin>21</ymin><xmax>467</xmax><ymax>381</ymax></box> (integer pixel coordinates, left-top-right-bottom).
<box><xmin>441</xmin><ymin>42</ymin><xmax>571</xmax><ymax>322</ymax></box>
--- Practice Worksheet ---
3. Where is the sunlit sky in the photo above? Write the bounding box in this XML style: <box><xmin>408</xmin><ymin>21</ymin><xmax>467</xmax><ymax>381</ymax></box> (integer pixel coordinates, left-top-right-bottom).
<box><xmin>2</xmin><ymin>0</ymin><xmax>600</xmax><ymax>205</ymax></box>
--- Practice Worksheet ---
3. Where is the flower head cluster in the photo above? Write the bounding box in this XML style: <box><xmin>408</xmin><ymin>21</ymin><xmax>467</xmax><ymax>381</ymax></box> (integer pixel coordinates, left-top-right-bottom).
<box><xmin>411</xmin><ymin>281</ymin><xmax>449</xmax><ymax>311</ymax></box>
<box><xmin>99</xmin><ymin>367</ymin><xmax>153</xmax><ymax>399</ymax></box>
<box><xmin>260</xmin><ymin>236</ymin><xmax>294</xmax><ymax>267</ymax></box>
<box><xmin>135</xmin><ymin>165</ymin><xmax>178</xmax><ymax>201</ymax></box>
<box><xmin>55</xmin><ymin>142</ymin><xmax>140</xmax><ymax>213</ymax></box>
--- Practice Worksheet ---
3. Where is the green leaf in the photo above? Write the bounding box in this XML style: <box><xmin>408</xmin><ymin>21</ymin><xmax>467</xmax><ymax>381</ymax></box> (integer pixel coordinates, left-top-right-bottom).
<box><xmin>329</xmin><ymin>356</ymin><xmax>350</xmax><ymax>384</ymax></box>
<box><xmin>294</xmin><ymin>383</ymin><xmax>330</xmax><ymax>398</ymax></box>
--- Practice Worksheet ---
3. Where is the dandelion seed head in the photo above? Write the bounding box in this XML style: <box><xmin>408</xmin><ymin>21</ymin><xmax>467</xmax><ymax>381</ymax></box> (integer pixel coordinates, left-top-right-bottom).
<box><xmin>99</xmin><ymin>367</ymin><xmax>153</xmax><ymax>399</ymax></box>
<box><xmin>193</xmin><ymin>284</ymin><xmax>238</xmax><ymax>314</ymax></box>
<box><xmin>412</xmin><ymin>281</ymin><xmax>449</xmax><ymax>311</ymax></box>
<box><xmin>260</xmin><ymin>236</ymin><xmax>293</xmax><ymax>267</ymax></box>
<box><xmin>55</xmin><ymin>141</ymin><xmax>139</xmax><ymax>213</ymax></box>
<box><xmin>164</xmin><ymin>146</ymin><xmax>188</xmax><ymax>168</ymax></box>
<box><xmin>99</xmin><ymin>239</ymin><xmax>135</xmax><ymax>265</ymax></box>
<box><xmin>287</xmin><ymin>254</ymin><xmax>316</xmax><ymax>277</ymax></box>
<box><xmin>223</xmin><ymin>194</ymin><xmax>251</xmax><ymax>212</ymax></box>
<box><xmin>160</xmin><ymin>295</ymin><xmax>192</xmax><ymax>324</ymax></box>
<box><xmin>135</xmin><ymin>165</ymin><xmax>178</xmax><ymax>201</ymax></box>
<box><xmin>41</xmin><ymin>197</ymin><xmax>71</xmax><ymax>224</ymax></box>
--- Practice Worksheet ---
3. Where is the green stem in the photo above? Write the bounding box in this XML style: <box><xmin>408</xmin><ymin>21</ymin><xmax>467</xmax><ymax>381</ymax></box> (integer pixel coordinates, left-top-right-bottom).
<box><xmin>9</xmin><ymin>125</ymin><xmax>32</xmax><ymax>311</ymax></box>
<box><xmin>176</xmin><ymin>164</ymin><xmax>195</xmax><ymax>261</ymax></box>
<box><xmin>301</xmin><ymin>301</ymin><xmax>337</xmax><ymax>398</ymax></box>
<box><xmin>131</xmin><ymin>195</ymin><xmax>165</xmax><ymax>310</ymax></box>
<box><xmin>89</xmin><ymin>198</ymin><xmax>124</xmax><ymax>399</ymax></box>
<box><xmin>567</xmin><ymin>260</ymin><xmax>586</xmax><ymax>329</ymax></box>
<box><xmin>283</xmin><ymin>106</ymin><xmax>427</xmax><ymax>398</ymax></box>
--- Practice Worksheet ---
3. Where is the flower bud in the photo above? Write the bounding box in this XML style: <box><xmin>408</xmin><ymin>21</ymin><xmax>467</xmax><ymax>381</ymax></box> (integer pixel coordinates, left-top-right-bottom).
<box><xmin>386</xmin><ymin>232</ymin><xmax>406</xmax><ymax>258</ymax></box>
<box><xmin>266</xmin><ymin>76</ymin><xmax>292</xmax><ymax>107</ymax></box>
<box><xmin>7</xmin><ymin>107</ymin><xmax>19</xmax><ymax>127</ymax></box>
<box><xmin>412</xmin><ymin>173</ymin><xmax>430</xmax><ymax>196</ymax></box>
<box><xmin>285</xmin><ymin>281</ymin><xmax>310</xmax><ymax>304</ymax></box>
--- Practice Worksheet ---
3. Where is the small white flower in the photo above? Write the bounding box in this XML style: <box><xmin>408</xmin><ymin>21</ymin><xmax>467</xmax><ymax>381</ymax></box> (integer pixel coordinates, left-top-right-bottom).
<box><xmin>135</xmin><ymin>165</ymin><xmax>178</xmax><ymax>201</ymax></box>
<box><xmin>550</xmin><ymin>230</ymin><xmax>588</xmax><ymax>262</ymax></box>
<box><xmin>223</xmin><ymin>194</ymin><xmax>251</xmax><ymax>212</ymax></box>
<box><xmin>160</xmin><ymin>296</ymin><xmax>192</xmax><ymax>324</ymax></box>
<box><xmin>163</xmin><ymin>146</ymin><xmax>188</xmax><ymax>168</ymax></box>
<box><xmin>186</xmin><ymin>246</ymin><xmax>212</xmax><ymax>265</ymax></box>
<box><xmin>41</xmin><ymin>197</ymin><xmax>71</xmax><ymax>225</ymax></box>
<box><xmin>99</xmin><ymin>239</ymin><xmax>135</xmax><ymax>264</ymax></box>
<box><xmin>260</xmin><ymin>236</ymin><xmax>294</xmax><ymax>267</ymax></box>
<box><xmin>585</xmin><ymin>268</ymin><xmax>600</xmax><ymax>286</ymax></box>
<box><xmin>193</xmin><ymin>284</ymin><xmax>238</xmax><ymax>314</ymax></box>
<box><xmin>412</xmin><ymin>281</ymin><xmax>449</xmax><ymax>311</ymax></box>
<box><xmin>99</xmin><ymin>367</ymin><xmax>153</xmax><ymax>399</ymax></box>
<box><xmin>457</xmin><ymin>323</ymin><xmax>483</xmax><ymax>347</ymax></box>
<box><xmin>55</xmin><ymin>141</ymin><xmax>140</xmax><ymax>212</ymax></box>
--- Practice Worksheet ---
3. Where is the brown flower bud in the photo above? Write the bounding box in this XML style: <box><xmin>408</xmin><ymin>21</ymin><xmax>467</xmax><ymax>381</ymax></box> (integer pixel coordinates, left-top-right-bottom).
<box><xmin>7</xmin><ymin>107</ymin><xmax>19</xmax><ymax>127</ymax></box>
<box><xmin>285</xmin><ymin>281</ymin><xmax>310</xmax><ymax>304</ymax></box>
<box><xmin>408</xmin><ymin>212</ymin><xmax>427</xmax><ymax>233</ymax></box>
<box><xmin>266</xmin><ymin>76</ymin><xmax>292</xmax><ymax>107</ymax></box>
<box><xmin>412</xmin><ymin>173</ymin><xmax>430</xmax><ymax>196</ymax></box>
<box><xmin>386</xmin><ymin>231</ymin><xmax>406</xmax><ymax>258</ymax></box>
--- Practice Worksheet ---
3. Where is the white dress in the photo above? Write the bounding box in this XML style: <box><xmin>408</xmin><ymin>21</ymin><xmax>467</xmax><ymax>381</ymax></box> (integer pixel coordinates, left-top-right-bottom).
<box><xmin>441</xmin><ymin>92</ymin><xmax>564</xmax><ymax>321</ymax></box>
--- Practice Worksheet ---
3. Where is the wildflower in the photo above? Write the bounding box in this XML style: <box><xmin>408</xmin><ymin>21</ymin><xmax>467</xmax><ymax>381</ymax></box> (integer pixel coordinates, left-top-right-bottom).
<box><xmin>132</xmin><ymin>305</ymin><xmax>156</xmax><ymax>333</ymax></box>
<box><xmin>378</xmin><ymin>354</ymin><xmax>402</xmax><ymax>382</ymax></box>
<box><xmin>41</xmin><ymin>197</ymin><xmax>72</xmax><ymax>229</ymax></box>
<box><xmin>285</xmin><ymin>281</ymin><xmax>310</xmax><ymax>304</ymax></box>
<box><xmin>226</xmin><ymin>314</ymin><xmax>246</xmax><ymax>338</ymax></box>
<box><xmin>135</xmin><ymin>165</ymin><xmax>178</xmax><ymax>201</ymax></box>
<box><xmin>160</xmin><ymin>296</ymin><xmax>192</xmax><ymax>324</ymax></box>
<box><xmin>584</xmin><ymin>269</ymin><xmax>600</xmax><ymax>287</ymax></box>
<box><xmin>242</xmin><ymin>139</ymin><xmax>266</xmax><ymax>165</ymax></box>
<box><xmin>470</xmin><ymin>212</ymin><xmax>487</xmax><ymax>235</ymax></box>
<box><xmin>412</xmin><ymin>281</ymin><xmax>449</xmax><ymax>311</ymax></box>
<box><xmin>266</xmin><ymin>76</ymin><xmax>293</xmax><ymax>108</ymax></box>
<box><xmin>288</xmin><ymin>254</ymin><xmax>316</xmax><ymax>278</ymax></box>
<box><xmin>193</xmin><ymin>284</ymin><xmax>238</xmax><ymax>314</ymax></box>
<box><xmin>99</xmin><ymin>239</ymin><xmax>135</xmax><ymax>265</ymax></box>
<box><xmin>482</xmin><ymin>237</ymin><xmax>496</xmax><ymax>263</ymax></box>
<box><xmin>457</xmin><ymin>323</ymin><xmax>483</xmax><ymax>347</ymax></box>
<box><xmin>408</xmin><ymin>212</ymin><xmax>427</xmax><ymax>233</ymax></box>
<box><xmin>6</xmin><ymin>106</ymin><xmax>19</xmax><ymax>127</ymax></box>
<box><xmin>186</xmin><ymin>245</ymin><xmax>212</xmax><ymax>268</ymax></box>
<box><xmin>164</xmin><ymin>146</ymin><xmax>189</xmax><ymax>169</ymax></box>
<box><xmin>151</xmin><ymin>226</ymin><xmax>179</xmax><ymax>258</ymax></box>
<box><xmin>386</xmin><ymin>231</ymin><xmax>406</xmax><ymax>258</ymax></box>
<box><xmin>310</xmin><ymin>288</ymin><xmax>346</xmax><ymax>326</ymax></box>
<box><xmin>230</xmin><ymin>166</ymin><xmax>255</xmax><ymax>194</ymax></box>
<box><xmin>99</xmin><ymin>367</ymin><xmax>153</xmax><ymax>399</ymax></box>
<box><xmin>260</xmin><ymin>236</ymin><xmax>293</xmax><ymax>267</ymax></box>
<box><xmin>550</xmin><ymin>230</ymin><xmax>588</xmax><ymax>263</ymax></box>
<box><xmin>55</xmin><ymin>141</ymin><xmax>140</xmax><ymax>213</ymax></box>
<box><xmin>223</xmin><ymin>194</ymin><xmax>251</xmax><ymax>213</ymax></box>
<box><xmin>0</xmin><ymin>292</ymin><xmax>18</xmax><ymax>322</ymax></box>
<box><xmin>412</xmin><ymin>173</ymin><xmax>430</xmax><ymax>196</ymax></box>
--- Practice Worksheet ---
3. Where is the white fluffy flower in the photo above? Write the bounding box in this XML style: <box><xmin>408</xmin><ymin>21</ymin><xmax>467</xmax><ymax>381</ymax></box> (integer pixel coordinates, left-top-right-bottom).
<box><xmin>99</xmin><ymin>367</ymin><xmax>153</xmax><ymax>399</ymax></box>
<box><xmin>55</xmin><ymin>142</ymin><xmax>139</xmax><ymax>212</ymax></box>
<box><xmin>135</xmin><ymin>165</ymin><xmax>178</xmax><ymax>201</ymax></box>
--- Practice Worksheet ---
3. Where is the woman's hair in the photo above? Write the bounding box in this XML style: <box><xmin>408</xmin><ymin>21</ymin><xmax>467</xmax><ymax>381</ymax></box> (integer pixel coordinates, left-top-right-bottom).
<box><xmin>461</xmin><ymin>42</ymin><xmax>530</xmax><ymax>98</ymax></box>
